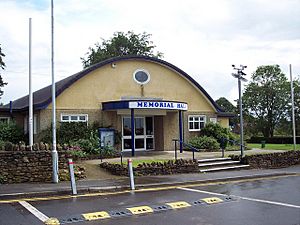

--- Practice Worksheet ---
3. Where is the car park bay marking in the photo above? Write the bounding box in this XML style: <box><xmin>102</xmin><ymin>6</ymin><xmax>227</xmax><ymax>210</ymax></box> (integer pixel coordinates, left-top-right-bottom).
<box><xmin>19</xmin><ymin>201</ymin><xmax>50</xmax><ymax>222</ymax></box>
<box><xmin>178</xmin><ymin>187</ymin><xmax>300</xmax><ymax>209</ymax></box>
<box><xmin>0</xmin><ymin>174</ymin><xmax>297</xmax><ymax>204</ymax></box>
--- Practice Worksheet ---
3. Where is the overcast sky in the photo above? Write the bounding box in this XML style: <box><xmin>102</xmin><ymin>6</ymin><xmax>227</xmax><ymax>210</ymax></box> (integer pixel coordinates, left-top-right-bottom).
<box><xmin>0</xmin><ymin>0</ymin><xmax>299</xmax><ymax>105</ymax></box>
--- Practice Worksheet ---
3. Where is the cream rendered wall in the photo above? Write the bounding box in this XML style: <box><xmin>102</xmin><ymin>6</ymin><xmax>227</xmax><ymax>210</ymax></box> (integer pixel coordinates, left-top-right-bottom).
<box><xmin>47</xmin><ymin>60</ymin><xmax>216</xmax><ymax>112</ymax></box>
<box><xmin>218</xmin><ymin>117</ymin><xmax>230</xmax><ymax>128</ymax></box>
<box><xmin>44</xmin><ymin>59</ymin><xmax>220</xmax><ymax>150</ymax></box>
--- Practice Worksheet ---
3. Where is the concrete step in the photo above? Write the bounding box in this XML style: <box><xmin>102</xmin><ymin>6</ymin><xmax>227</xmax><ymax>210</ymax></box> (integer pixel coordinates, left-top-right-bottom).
<box><xmin>198</xmin><ymin>160</ymin><xmax>240</xmax><ymax>167</ymax></box>
<box><xmin>199</xmin><ymin>164</ymin><xmax>250</xmax><ymax>173</ymax></box>
<box><xmin>197</xmin><ymin>158</ymin><xmax>232</xmax><ymax>163</ymax></box>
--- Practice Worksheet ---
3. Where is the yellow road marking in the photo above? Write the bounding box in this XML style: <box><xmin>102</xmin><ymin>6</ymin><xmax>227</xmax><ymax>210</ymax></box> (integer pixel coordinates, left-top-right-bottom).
<box><xmin>82</xmin><ymin>211</ymin><xmax>110</xmax><ymax>221</ymax></box>
<box><xmin>127</xmin><ymin>206</ymin><xmax>154</xmax><ymax>215</ymax></box>
<box><xmin>166</xmin><ymin>201</ymin><xmax>191</xmax><ymax>209</ymax></box>
<box><xmin>0</xmin><ymin>174</ymin><xmax>298</xmax><ymax>204</ymax></box>
<box><xmin>201</xmin><ymin>197</ymin><xmax>223</xmax><ymax>204</ymax></box>
<box><xmin>44</xmin><ymin>217</ymin><xmax>60</xmax><ymax>225</ymax></box>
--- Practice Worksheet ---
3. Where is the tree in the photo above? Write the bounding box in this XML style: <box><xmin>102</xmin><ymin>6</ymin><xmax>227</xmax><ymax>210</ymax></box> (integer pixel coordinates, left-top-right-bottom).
<box><xmin>243</xmin><ymin>65</ymin><xmax>290</xmax><ymax>138</ymax></box>
<box><xmin>81</xmin><ymin>31</ymin><xmax>163</xmax><ymax>68</ymax></box>
<box><xmin>0</xmin><ymin>44</ymin><xmax>7</xmax><ymax>98</ymax></box>
<box><xmin>216</xmin><ymin>97</ymin><xmax>236</xmax><ymax>113</ymax></box>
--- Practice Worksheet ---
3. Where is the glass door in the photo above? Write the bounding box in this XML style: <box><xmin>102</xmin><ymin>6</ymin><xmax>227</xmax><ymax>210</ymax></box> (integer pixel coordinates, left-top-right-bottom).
<box><xmin>122</xmin><ymin>116</ymin><xmax>154</xmax><ymax>151</ymax></box>
<box><xmin>145</xmin><ymin>117</ymin><xmax>154</xmax><ymax>150</ymax></box>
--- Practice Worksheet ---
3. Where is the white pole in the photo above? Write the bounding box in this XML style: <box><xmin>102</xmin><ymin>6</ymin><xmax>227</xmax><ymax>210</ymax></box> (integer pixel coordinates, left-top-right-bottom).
<box><xmin>289</xmin><ymin>64</ymin><xmax>296</xmax><ymax>150</ymax></box>
<box><xmin>128</xmin><ymin>158</ymin><xmax>135</xmax><ymax>190</ymax></box>
<box><xmin>29</xmin><ymin>18</ymin><xmax>33</xmax><ymax>150</ymax></box>
<box><xmin>51</xmin><ymin>0</ymin><xmax>59</xmax><ymax>183</ymax></box>
<box><xmin>68</xmin><ymin>159</ymin><xmax>77</xmax><ymax>195</ymax></box>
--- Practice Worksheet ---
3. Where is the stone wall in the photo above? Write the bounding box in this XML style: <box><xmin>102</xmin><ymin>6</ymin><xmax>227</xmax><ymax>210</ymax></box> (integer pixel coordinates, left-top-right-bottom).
<box><xmin>231</xmin><ymin>151</ymin><xmax>300</xmax><ymax>169</ymax></box>
<box><xmin>100</xmin><ymin>159</ymin><xmax>198</xmax><ymax>176</ymax></box>
<box><xmin>0</xmin><ymin>151</ymin><xmax>85</xmax><ymax>183</ymax></box>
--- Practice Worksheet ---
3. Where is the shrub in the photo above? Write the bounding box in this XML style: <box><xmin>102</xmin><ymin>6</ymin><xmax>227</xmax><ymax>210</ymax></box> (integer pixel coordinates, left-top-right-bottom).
<box><xmin>188</xmin><ymin>136</ymin><xmax>219</xmax><ymax>150</ymax></box>
<box><xmin>39</xmin><ymin>122</ymin><xmax>92</xmax><ymax>144</ymax></box>
<box><xmin>69</xmin><ymin>150</ymin><xmax>88</xmax><ymax>158</ymax></box>
<box><xmin>248</xmin><ymin>136</ymin><xmax>300</xmax><ymax>144</ymax></box>
<box><xmin>200</xmin><ymin>122</ymin><xmax>236</xmax><ymax>148</ymax></box>
<box><xmin>100</xmin><ymin>145</ymin><xmax>117</xmax><ymax>157</ymax></box>
<box><xmin>71</xmin><ymin>130</ymin><xmax>100</xmax><ymax>155</ymax></box>
<box><xmin>0</xmin><ymin>122</ymin><xmax>25</xmax><ymax>144</ymax></box>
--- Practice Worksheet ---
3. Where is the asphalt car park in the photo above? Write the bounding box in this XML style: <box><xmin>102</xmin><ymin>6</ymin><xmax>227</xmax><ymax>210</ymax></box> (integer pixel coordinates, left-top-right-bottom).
<box><xmin>1</xmin><ymin>175</ymin><xmax>299</xmax><ymax>225</ymax></box>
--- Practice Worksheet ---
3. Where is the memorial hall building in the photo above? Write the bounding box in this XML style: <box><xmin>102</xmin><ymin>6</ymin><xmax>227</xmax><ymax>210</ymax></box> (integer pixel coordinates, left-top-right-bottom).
<box><xmin>0</xmin><ymin>56</ymin><xmax>232</xmax><ymax>153</ymax></box>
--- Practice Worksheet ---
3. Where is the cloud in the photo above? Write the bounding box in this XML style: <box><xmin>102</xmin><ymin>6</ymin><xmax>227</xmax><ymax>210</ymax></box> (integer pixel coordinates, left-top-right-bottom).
<box><xmin>0</xmin><ymin>0</ymin><xmax>299</xmax><ymax>105</ymax></box>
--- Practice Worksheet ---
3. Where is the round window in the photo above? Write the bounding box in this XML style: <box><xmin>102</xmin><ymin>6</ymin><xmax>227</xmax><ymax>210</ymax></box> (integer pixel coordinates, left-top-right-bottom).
<box><xmin>133</xmin><ymin>69</ymin><xmax>150</xmax><ymax>85</ymax></box>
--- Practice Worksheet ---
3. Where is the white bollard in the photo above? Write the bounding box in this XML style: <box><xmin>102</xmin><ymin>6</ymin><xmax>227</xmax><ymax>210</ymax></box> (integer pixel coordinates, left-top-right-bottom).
<box><xmin>68</xmin><ymin>158</ymin><xmax>77</xmax><ymax>195</ymax></box>
<box><xmin>128</xmin><ymin>158</ymin><xmax>135</xmax><ymax>190</ymax></box>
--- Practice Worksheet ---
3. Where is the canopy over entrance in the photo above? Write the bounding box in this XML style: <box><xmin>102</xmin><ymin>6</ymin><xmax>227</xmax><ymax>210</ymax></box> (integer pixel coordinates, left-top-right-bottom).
<box><xmin>102</xmin><ymin>100</ymin><xmax>188</xmax><ymax>111</ymax></box>
<box><xmin>102</xmin><ymin>100</ymin><xmax>188</xmax><ymax>156</ymax></box>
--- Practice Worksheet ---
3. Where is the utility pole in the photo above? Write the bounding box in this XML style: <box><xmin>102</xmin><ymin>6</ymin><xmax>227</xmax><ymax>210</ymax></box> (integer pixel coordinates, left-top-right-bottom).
<box><xmin>51</xmin><ymin>0</ymin><xmax>58</xmax><ymax>183</ymax></box>
<box><xmin>232</xmin><ymin>65</ymin><xmax>248</xmax><ymax>158</ymax></box>
<box><xmin>289</xmin><ymin>64</ymin><xmax>296</xmax><ymax>150</ymax></box>
<box><xmin>29</xmin><ymin>18</ymin><xmax>33</xmax><ymax>150</ymax></box>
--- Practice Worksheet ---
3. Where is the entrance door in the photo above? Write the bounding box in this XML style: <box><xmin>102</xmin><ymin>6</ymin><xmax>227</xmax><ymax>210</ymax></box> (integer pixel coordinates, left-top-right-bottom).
<box><xmin>122</xmin><ymin>116</ymin><xmax>154</xmax><ymax>151</ymax></box>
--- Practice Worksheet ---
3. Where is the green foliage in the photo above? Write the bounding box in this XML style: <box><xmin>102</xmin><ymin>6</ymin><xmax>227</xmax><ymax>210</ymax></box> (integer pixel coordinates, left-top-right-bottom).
<box><xmin>39</xmin><ymin>122</ymin><xmax>91</xmax><ymax>144</ymax></box>
<box><xmin>81</xmin><ymin>31</ymin><xmax>163</xmax><ymax>68</ymax></box>
<box><xmin>0</xmin><ymin>122</ymin><xmax>25</xmax><ymax>144</ymax></box>
<box><xmin>200</xmin><ymin>122</ymin><xmax>235</xmax><ymax>148</ymax></box>
<box><xmin>0</xmin><ymin>139</ymin><xmax>4</xmax><ymax>149</ymax></box>
<box><xmin>100</xmin><ymin>145</ymin><xmax>117</xmax><ymax>157</ymax></box>
<box><xmin>216</xmin><ymin>97</ymin><xmax>236</xmax><ymax>112</ymax></box>
<box><xmin>69</xmin><ymin>149</ymin><xmax>88</xmax><ymax>158</ymax></box>
<box><xmin>73</xmin><ymin>130</ymin><xmax>100</xmax><ymax>155</ymax></box>
<box><xmin>243</xmin><ymin>65</ymin><xmax>290</xmax><ymax>138</ymax></box>
<box><xmin>0</xmin><ymin>175</ymin><xmax>4</xmax><ymax>184</ymax></box>
<box><xmin>39</xmin><ymin>122</ymin><xmax>101</xmax><ymax>155</ymax></box>
<box><xmin>188</xmin><ymin>135</ymin><xmax>219</xmax><ymax>150</ymax></box>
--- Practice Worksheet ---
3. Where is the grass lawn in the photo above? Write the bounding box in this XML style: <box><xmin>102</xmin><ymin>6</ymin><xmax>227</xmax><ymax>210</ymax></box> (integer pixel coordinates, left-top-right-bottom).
<box><xmin>247</xmin><ymin>143</ymin><xmax>300</xmax><ymax>150</ymax></box>
<box><xmin>115</xmin><ymin>159</ymin><xmax>173</xmax><ymax>167</ymax></box>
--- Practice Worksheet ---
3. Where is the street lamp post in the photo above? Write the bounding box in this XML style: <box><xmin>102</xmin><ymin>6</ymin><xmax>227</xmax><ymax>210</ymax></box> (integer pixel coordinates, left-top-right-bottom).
<box><xmin>232</xmin><ymin>65</ymin><xmax>247</xmax><ymax>158</ymax></box>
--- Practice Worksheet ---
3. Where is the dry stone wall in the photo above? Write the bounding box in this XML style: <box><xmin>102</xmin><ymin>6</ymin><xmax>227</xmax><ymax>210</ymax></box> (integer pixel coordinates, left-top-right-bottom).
<box><xmin>0</xmin><ymin>151</ymin><xmax>85</xmax><ymax>183</ymax></box>
<box><xmin>100</xmin><ymin>159</ymin><xmax>198</xmax><ymax>176</ymax></box>
<box><xmin>231</xmin><ymin>151</ymin><xmax>300</xmax><ymax>169</ymax></box>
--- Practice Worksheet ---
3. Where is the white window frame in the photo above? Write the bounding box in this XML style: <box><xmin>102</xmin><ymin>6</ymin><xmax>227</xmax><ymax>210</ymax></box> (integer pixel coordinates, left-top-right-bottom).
<box><xmin>0</xmin><ymin>117</ymin><xmax>10</xmax><ymax>124</ymax></box>
<box><xmin>188</xmin><ymin>115</ymin><xmax>206</xmax><ymax>131</ymax></box>
<box><xmin>60</xmin><ymin>114</ymin><xmax>88</xmax><ymax>123</ymax></box>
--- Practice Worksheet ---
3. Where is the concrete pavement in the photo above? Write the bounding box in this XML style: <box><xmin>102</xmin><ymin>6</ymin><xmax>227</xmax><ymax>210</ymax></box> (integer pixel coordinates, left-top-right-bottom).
<box><xmin>0</xmin><ymin>163</ymin><xmax>299</xmax><ymax>201</ymax></box>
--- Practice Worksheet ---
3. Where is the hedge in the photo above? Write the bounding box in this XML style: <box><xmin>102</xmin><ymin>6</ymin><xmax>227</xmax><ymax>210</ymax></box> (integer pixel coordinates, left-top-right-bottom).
<box><xmin>248</xmin><ymin>136</ymin><xmax>300</xmax><ymax>144</ymax></box>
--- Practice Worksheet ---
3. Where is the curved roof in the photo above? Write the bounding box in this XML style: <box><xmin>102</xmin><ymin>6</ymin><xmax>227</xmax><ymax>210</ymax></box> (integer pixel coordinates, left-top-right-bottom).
<box><xmin>1</xmin><ymin>55</ymin><xmax>226</xmax><ymax>114</ymax></box>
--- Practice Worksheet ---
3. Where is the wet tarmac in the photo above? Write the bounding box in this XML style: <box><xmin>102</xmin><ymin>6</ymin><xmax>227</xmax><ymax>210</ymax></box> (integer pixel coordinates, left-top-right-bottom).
<box><xmin>1</xmin><ymin>175</ymin><xmax>299</xmax><ymax>225</ymax></box>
